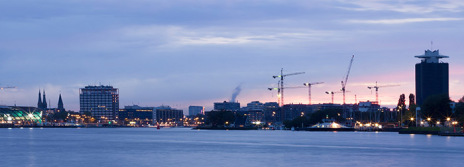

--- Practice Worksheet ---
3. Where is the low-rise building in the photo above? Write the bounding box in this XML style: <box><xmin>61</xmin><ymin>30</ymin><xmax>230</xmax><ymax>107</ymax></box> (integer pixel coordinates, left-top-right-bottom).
<box><xmin>282</xmin><ymin>104</ymin><xmax>313</xmax><ymax>121</ymax></box>
<box><xmin>153</xmin><ymin>106</ymin><xmax>183</xmax><ymax>126</ymax></box>
<box><xmin>189</xmin><ymin>106</ymin><xmax>204</xmax><ymax>116</ymax></box>
<box><xmin>119</xmin><ymin>105</ymin><xmax>153</xmax><ymax>126</ymax></box>
<box><xmin>0</xmin><ymin>106</ymin><xmax>42</xmax><ymax>126</ymax></box>
<box><xmin>214</xmin><ymin>101</ymin><xmax>240</xmax><ymax>111</ymax></box>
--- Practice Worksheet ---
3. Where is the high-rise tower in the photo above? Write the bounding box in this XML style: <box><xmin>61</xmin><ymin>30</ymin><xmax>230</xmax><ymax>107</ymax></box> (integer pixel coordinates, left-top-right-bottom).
<box><xmin>415</xmin><ymin>49</ymin><xmax>449</xmax><ymax>105</ymax></box>
<box><xmin>80</xmin><ymin>85</ymin><xmax>119</xmax><ymax>120</ymax></box>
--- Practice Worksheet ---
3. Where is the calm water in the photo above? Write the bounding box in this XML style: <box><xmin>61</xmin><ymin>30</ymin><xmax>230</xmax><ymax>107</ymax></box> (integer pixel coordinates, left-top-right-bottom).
<box><xmin>1</xmin><ymin>128</ymin><xmax>463</xmax><ymax>167</ymax></box>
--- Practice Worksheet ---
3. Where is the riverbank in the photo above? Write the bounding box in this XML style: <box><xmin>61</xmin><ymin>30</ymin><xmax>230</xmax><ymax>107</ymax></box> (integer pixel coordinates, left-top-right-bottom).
<box><xmin>193</xmin><ymin>126</ymin><xmax>258</xmax><ymax>130</ymax></box>
<box><xmin>399</xmin><ymin>127</ymin><xmax>464</xmax><ymax>136</ymax></box>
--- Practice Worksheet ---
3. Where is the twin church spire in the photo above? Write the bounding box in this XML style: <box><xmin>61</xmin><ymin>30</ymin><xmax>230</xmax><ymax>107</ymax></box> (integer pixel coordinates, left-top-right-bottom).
<box><xmin>37</xmin><ymin>89</ymin><xmax>65</xmax><ymax>111</ymax></box>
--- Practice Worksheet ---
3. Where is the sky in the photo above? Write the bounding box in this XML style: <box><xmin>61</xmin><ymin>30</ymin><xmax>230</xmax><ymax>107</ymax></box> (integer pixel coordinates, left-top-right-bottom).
<box><xmin>1</xmin><ymin>0</ymin><xmax>463</xmax><ymax>113</ymax></box>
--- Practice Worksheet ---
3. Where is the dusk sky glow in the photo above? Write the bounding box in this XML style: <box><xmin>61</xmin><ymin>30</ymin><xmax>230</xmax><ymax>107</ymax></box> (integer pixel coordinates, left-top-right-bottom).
<box><xmin>1</xmin><ymin>0</ymin><xmax>463</xmax><ymax>112</ymax></box>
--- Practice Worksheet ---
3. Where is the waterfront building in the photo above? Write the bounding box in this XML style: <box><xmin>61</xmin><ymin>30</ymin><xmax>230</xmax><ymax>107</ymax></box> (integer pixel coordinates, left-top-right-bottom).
<box><xmin>358</xmin><ymin>101</ymin><xmax>380</xmax><ymax>112</ymax></box>
<box><xmin>0</xmin><ymin>106</ymin><xmax>42</xmax><ymax>125</ymax></box>
<box><xmin>153</xmin><ymin>106</ymin><xmax>183</xmax><ymax>126</ymax></box>
<box><xmin>312</xmin><ymin>103</ymin><xmax>344</xmax><ymax>111</ymax></box>
<box><xmin>282</xmin><ymin>104</ymin><xmax>313</xmax><ymax>121</ymax></box>
<box><xmin>246</xmin><ymin>110</ymin><xmax>264</xmax><ymax>125</ymax></box>
<box><xmin>263</xmin><ymin>102</ymin><xmax>279</xmax><ymax>123</ymax></box>
<box><xmin>79</xmin><ymin>85</ymin><xmax>119</xmax><ymax>120</ymax></box>
<box><xmin>214</xmin><ymin>101</ymin><xmax>240</xmax><ymax>111</ymax></box>
<box><xmin>118</xmin><ymin>105</ymin><xmax>153</xmax><ymax>126</ymax></box>
<box><xmin>415</xmin><ymin>49</ymin><xmax>449</xmax><ymax>105</ymax></box>
<box><xmin>246</xmin><ymin>101</ymin><xmax>264</xmax><ymax>111</ymax></box>
<box><xmin>358</xmin><ymin>101</ymin><xmax>381</xmax><ymax>122</ymax></box>
<box><xmin>188</xmin><ymin>106</ymin><xmax>204</xmax><ymax>116</ymax></box>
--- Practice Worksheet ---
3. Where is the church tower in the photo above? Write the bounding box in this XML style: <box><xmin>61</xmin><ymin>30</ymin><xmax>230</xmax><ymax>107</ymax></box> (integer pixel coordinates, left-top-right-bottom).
<box><xmin>42</xmin><ymin>90</ymin><xmax>48</xmax><ymax>109</ymax></box>
<box><xmin>37</xmin><ymin>90</ymin><xmax>43</xmax><ymax>109</ymax></box>
<box><xmin>58</xmin><ymin>93</ymin><xmax>65</xmax><ymax>111</ymax></box>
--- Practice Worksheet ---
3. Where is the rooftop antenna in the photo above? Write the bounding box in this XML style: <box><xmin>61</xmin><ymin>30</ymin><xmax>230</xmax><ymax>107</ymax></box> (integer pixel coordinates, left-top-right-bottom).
<box><xmin>431</xmin><ymin>41</ymin><xmax>433</xmax><ymax>50</ymax></box>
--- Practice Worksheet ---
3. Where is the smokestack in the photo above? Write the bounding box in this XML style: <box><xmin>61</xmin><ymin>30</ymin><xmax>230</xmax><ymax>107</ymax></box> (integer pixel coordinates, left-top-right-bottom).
<box><xmin>230</xmin><ymin>85</ymin><xmax>242</xmax><ymax>102</ymax></box>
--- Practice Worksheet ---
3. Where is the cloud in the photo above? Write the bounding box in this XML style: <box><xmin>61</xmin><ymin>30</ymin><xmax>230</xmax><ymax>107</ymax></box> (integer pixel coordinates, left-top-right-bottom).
<box><xmin>347</xmin><ymin>17</ymin><xmax>464</xmax><ymax>24</ymax></box>
<box><xmin>338</xmin><ymin>0</ymin><xmax>464</xmax><ymax>14</ymax></box>
<box><xmin>115</xmin><ymin>25</ymin><xmax>340</xmax><ymax>47</ymax></box>
<box><xmin>178</xmin><ymin>36</ymin><xmax>267</xmax><ymax>45</ymax></box>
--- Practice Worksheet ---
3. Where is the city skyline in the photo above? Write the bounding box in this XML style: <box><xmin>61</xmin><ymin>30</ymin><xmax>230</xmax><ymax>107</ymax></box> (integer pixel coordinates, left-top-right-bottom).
<box><xmin>1</xmin><ymin>1</ymin><xmax>464</xmax><ymax>112</ymax></box>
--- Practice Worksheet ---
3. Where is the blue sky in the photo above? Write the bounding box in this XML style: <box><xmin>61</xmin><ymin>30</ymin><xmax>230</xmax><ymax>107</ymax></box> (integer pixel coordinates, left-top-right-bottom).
<box><xmin>1</xmin><ymin>0</ymin><xmax>463</xmax><ymax>112</ymax></box>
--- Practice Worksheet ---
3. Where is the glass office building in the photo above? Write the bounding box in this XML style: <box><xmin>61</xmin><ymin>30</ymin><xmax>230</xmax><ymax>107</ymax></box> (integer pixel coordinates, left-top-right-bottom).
<box><xmin>80</xmin><ymin>85</ymin><xmax>119</xmax><ymax>120</ymax></box>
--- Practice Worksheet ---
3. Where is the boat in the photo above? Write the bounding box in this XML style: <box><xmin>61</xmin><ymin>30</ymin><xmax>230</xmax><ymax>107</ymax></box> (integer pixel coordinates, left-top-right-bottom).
<box><xmin>305</xmin><ymin>121</ymin><xmax>355</xmax><ymax>131</ymax></box>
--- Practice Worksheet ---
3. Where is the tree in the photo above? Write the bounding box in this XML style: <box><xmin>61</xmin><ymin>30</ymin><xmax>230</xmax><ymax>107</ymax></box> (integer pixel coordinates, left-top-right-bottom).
<box><xmin>404</xmin><ymin>93</ymin><xmax>417</xmax><ymax>127</ymax></box>
<box><xmin>283</xmin><ymin>116</ymin><xmax>311</xmax><ymax>129</ymax></box>
<box><xmin>396</xmin><ymin>94</ymin><xmax>407</xmax><ymax>125</ymax></box>
<box><xmin>46</xmin><ymin>111</ymin><xmax>69</xmax><ymax>122</ymax></box>
<box><xmin>421</xmin><ymin>94</ymin><xmax>452</xmax><ymax>122</ymax></box>
<box><xmin>454</xmin><ymin>96</ymin><xmax>464</xmax><ymax>126</ymax></box>
<box><xmin>205</xmin><ymin>110</ymin><xmax>235</xmax><ymax>127</ymax></box>
<box><xmin>408</xmin><ymin>93</ymin><xmax>417</xmax><ymax>114</ymax></box>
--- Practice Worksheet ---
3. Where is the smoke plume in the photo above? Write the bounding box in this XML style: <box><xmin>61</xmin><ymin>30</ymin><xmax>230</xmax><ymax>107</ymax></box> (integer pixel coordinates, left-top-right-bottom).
<box><xmin>230</xmin><ymin>85</ymin><xmax>242</xmax><ymax>102</ymax></box>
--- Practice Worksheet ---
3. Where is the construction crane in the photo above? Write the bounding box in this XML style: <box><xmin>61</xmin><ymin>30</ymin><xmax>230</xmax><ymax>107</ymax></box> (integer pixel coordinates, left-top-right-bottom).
<box><xmin>273</xmin><ymin>68</ymin><xmax>305</xmax><ymax>106</ymax></box>
<box><xmin>303</xmin><ymin>82</ymin><xmax>323</xmax><ymax>105</ymax></box>
<box><xmin>325</xmin><ymin>91</ymin><xmax>342</xmax><ymax>104</ymax></box>
<box><xmin>0</xmin><ymin>86</ymin><xmax>15</xmax><ymax>91</ymax></box>
<box><xmin>367</xmin><ymin>81</ymin><xmax>400</xmax><ymax>103</ymax></box>
<box><xmin>268</xmin><ymin>85</ymin><xmax>306</xmax><ymax>106</ymax></box>
<box><xmin>341</xmin><ymin>55</ymin><xmax>354</xmax><ymax>104</ymax></box>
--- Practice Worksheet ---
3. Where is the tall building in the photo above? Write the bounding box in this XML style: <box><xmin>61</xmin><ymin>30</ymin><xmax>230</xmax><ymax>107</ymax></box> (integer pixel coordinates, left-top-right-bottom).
<box><xmin>415</xmin><ymin>49</ymin><xmax>449</xmax><ymax>105</ymax></box>
<box><xmin>188</xmin><ymin>106</ymin><xmax>204</xmax><ymax>116</ymax></box>
<box><xmin>79</xmin><ymin>85</ymin><xmax>119</xmax><ymax>120</ymax></box>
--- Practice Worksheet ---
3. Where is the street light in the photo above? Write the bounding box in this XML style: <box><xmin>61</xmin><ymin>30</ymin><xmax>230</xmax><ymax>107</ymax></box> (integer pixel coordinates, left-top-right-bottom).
<box><xmin>452</xmin><ymin>121</ymin><xmax>458</xmax><ymax>133</ymax></box>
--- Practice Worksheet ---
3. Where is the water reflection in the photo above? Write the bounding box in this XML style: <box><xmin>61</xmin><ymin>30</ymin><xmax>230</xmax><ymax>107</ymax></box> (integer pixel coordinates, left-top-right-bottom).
<box><xmin>2</xmin><ymin>128</ymin><xmax>463</xmax><ymax>167</ymax></box>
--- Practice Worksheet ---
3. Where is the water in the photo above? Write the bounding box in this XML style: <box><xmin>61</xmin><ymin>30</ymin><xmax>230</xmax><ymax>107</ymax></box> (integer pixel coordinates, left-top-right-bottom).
<box><xmin>1</xmin><ymin>128</ymin><xmax>463</xmax><ymax>167</ymax></box>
